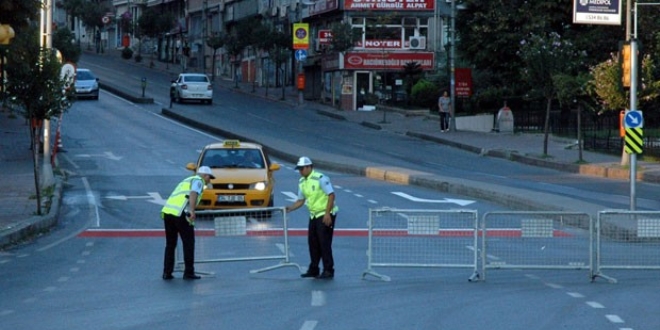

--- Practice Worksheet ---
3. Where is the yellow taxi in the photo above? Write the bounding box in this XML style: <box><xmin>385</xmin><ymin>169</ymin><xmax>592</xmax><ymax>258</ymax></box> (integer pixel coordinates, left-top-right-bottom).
<box><xmin>186</xmin><ymin>140</ymin><xmax>280</xmax><ymax>210</ymax></box>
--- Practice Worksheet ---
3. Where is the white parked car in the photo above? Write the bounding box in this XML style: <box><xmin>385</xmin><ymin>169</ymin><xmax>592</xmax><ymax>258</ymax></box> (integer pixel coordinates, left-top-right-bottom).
<box><xmin>74</xmin><ymin>68</ymin><xmax>99</xmax><ymax>100</ymax></box>
<box><xmin>170</xmin><ymin>73</ymin><xmax>213</xmax><ymax>104</ymax></box>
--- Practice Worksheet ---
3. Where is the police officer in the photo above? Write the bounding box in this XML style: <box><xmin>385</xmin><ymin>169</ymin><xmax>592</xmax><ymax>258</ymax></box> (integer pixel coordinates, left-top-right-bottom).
<box><xmin>286</xmin><ymin>157</ymin><xmax>338</xmax><ymax>279</ymax></box>
<box><xmin>161</xmin><ymin>166</ymin><xmax>215</xmax><ymax>280</ymax></box>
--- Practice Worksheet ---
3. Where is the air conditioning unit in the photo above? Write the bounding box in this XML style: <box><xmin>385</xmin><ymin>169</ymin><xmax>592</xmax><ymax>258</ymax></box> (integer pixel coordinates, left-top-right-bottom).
<box><xmin>409</xmin><ymin>36</ymin><xmax>426</xmax><ymax>50</ymax></box>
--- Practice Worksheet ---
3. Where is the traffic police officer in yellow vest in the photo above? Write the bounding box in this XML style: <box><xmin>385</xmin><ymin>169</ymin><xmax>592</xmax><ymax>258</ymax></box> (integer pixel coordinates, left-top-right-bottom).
<box><xmin>161</xmin><ymin>166</ymin><xmax>215</xmax><ymax>280</ymax></box>
<box><xmin>286</xmin><ymin>157</ymin><xmax>338</xmax><ymax>279</ymax></box>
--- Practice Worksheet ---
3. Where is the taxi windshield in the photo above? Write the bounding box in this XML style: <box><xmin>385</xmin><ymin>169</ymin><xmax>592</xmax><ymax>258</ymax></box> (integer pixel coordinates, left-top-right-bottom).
<box><xmin>201</xmin><ymin>149</ymin><xmax>264</xmax><ymax>169</ymax></box>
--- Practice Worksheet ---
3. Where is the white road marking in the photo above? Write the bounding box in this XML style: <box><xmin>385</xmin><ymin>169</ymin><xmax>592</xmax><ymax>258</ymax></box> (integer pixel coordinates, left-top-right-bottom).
<box><xmin>281</xmin><ymin>191</ymin><xmax>299</xmax><ymax>202</ymax></box>
<box><xmin>300</xmin><ymin>320</ymin><xmax>318</xmax><ymax>330</ymax></box>
<box><xmin>605</xmin><ymin>315</ymin><xmax>624</xmax><ymax>323</ymax></box>
<box><xmin>586</xmin><ymin>301</ymin><xmax>604</xmax><ymax>308</ymax></box>
<box><xmin>391</xmin><ymin>192</ymin><xmax>475</xmax><ymax>206</ymax></box>
<box><xmin>545</xmin><ymin>283</ymin><xmax>563</xmax><ymax>289</ymax></box>
<box><xmin>367</xmin><ymin>199</ymin><xmax>378</xmax><ymax>204</ymax></box>
<box><xmin>566</xmin><ymin>292</ymin><xmax>584</xmax><ymax>298</ymax></box>
<box><xmin>311</xmin><ymin>290</ymin><xmax>326</xmax><ymax>306</ymax></box>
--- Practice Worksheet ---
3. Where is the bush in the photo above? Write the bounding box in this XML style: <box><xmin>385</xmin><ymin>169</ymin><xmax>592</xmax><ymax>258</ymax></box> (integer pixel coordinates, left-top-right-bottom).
<box><xmin>121</xmin><ymin>47</ymin><xmax>133</xmax><ymax>60</ymax></box>
<box><xmin>411</xmin><ymin>79</ymin><xmax>439</xmax><ymax>110</ymax></box>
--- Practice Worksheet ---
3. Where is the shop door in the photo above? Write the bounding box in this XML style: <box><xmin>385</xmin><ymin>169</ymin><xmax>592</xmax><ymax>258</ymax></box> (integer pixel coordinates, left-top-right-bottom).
<box><xmin>355</xmin><ymin>71</ymin><xmax>371</xmax><ymax>110</ymax></box>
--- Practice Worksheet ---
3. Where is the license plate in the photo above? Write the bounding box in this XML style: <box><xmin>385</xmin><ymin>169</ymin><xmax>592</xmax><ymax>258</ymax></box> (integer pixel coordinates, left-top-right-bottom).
<box><xmin>192</xmin><ymin>94</ymin><xmax>204</xmax><ymax>97</ymax></box>
<box><xmin>217</xmin><ymin>195</ymin><xmax>244</xmax><ymax>202</ymax></box>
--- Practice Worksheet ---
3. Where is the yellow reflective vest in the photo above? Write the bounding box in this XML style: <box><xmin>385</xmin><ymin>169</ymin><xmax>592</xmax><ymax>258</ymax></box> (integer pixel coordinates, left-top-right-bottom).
<box><xmin>299</xmin><ymin>170</ymin><xmax>338</xmax><ymax>219</ymax></box>
<box><xmin>161</xmin><ymin>175</ymin><xmax>205</xmax><ymax>218</ymax></box>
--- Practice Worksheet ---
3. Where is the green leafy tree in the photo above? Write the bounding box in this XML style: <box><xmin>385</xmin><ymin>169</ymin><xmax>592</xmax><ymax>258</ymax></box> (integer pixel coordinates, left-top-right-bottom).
<box><xmin>5</xmin><ymin>27</ymin><xmax>74</xmax><ymax>215</ymax></box>
<box><xmin>455</xmin><ymin>0</ymin><xmax>621</xmax><ymax>102</ymax></box>
<box><xmin>518</xmin><ymin>31</ymin><xmax>586</xmax><ymax>156</ymax></box>
<box><xmin>0</xmin><ymin>0</ymin><xmax>41</xmax><ymax>31</ymax></box>
<box><xmin>402</xmin><ymin>61</ymin><xmax>423</xmax><ymax>104</ymax></box>
<box><xmin>206</xmin><ymin>32</ymin><xmax>225</xmax><ymax>81</ymax></box>
<box><xmin>329</xmin><ymin>21</ymin><xmax>361</xmax><ymax>53</ymax></box>
<box><xmin>137</xmin><ymin>8</ymin><xmax>174</xmax><ymax>66</ymax></box>
<box><xmin>53</xmin><ymin>27</ymin><xmax>81</xmax><ymax>63</ymax></box>
<box><xmin>224</xmin><ymin>20</ymin><xmax>257</xmax><ymax>88</ymax></box>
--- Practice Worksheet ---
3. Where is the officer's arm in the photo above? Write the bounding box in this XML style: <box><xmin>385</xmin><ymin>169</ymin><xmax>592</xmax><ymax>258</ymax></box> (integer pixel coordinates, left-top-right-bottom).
<box><xmin>286</xmin><ymin>199</ymin><xmax>304</xmax><ymax>213</ymax></box>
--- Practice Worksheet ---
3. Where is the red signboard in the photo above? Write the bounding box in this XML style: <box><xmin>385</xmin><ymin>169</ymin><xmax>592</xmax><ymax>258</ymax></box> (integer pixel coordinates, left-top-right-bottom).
<box><xmin>318</xmin><ymin>30</ymin><xmax>333</xmax><ymax>44</ymax></box>
<box><xmin>344</xmin><ymin>52</ymin><xmax>434</xmax><ymax>70</ymax></box>
<box><xmin>454</xmin><ymin>68</ymin><xmax>473</xmax><ymax>97</ymax></box>
<box><xmin>344</xmin><ymin>0</ymin><xmax>434</xmax><ymax>11</ymax></box>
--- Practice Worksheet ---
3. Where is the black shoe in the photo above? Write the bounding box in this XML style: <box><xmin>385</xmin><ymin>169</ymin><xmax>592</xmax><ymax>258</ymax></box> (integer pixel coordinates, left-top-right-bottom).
<box><xmin>162</xmin><ymin>273</ymin><xmax>174</xmax><ymax>280</ymax></box>
<box><xmin>300</xmin><ymin>271</ymin><xmax>319</xmax><ymax>278</ymax></box>
<box><xmin>317</xmin><ymin>271</ymin><xmax>334</xmax><ymax>279</ymax></box>
<box><xmin>183</xmin><ymin>274</ymin><xmax>201</xmax><ymax>280</ymax></box>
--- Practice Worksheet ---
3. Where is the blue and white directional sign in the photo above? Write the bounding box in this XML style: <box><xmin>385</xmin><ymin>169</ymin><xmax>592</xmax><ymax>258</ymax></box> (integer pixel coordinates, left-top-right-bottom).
<box><xmin>295</xmin><ymin>49</ymin><xmax>307</xmax><ymax>61</ymax></box>
<box><xmin>624</xmin><ymin>110</ymin><xmax>644</xmax><ymax>129</ymax></box>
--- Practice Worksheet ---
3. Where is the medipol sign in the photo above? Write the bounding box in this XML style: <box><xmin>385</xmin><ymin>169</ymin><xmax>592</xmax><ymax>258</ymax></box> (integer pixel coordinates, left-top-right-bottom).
<box><xmin>573</xmin><ymin>0</ymin><xmax>622</xmax><ymax>25</ymax></box>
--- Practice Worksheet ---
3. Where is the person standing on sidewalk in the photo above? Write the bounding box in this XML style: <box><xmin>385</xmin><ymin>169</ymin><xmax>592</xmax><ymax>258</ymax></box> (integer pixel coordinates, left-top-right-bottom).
<box><xmin>286</xmin><ymin>157</ymin><xmax>339</xmax><ymax>279</ymax></box>
<box><xmin>438</xmin><ymin>91</ymin><xmax>451</xmax><ymax>132</ymax></box>
<box><xmin>160</xmin><ymin>166</ymin><xmax>215</xmax><ymax>280</ymax></box>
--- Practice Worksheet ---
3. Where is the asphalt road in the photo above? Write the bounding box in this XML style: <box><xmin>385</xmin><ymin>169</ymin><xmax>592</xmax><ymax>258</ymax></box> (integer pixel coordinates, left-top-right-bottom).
<box><xmin>1</xmin><ymin>90</ymin><xmax>655</xmax><ymax>330</ymax></box>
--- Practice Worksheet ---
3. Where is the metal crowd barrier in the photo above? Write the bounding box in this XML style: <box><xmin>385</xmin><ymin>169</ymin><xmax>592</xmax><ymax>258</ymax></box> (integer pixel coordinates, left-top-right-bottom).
<box><xmin>481</xmin><ymin>211</ymin><xmax>593</xmax><ymax>281</ymax></box>
<box><xmin>592</xmin><ymin>210</ymin><xmax>660</xmax><ymax>283</ymax></box>
<box><xmin>175</xmin><ymin>207</ymin><xmax>302</xmax><ymax>275</ymax></box>
<box><xmin>362</xmin><ymin>208</ymin><xmax>480</xmax><ymax>282</ymax></box>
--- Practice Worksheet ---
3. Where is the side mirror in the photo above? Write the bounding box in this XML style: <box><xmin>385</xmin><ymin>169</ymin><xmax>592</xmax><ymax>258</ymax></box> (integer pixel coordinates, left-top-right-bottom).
<box><xmin>185</xmin><ymin>162</ymin><xmax>197</xmax><ymax>171</ymax></box>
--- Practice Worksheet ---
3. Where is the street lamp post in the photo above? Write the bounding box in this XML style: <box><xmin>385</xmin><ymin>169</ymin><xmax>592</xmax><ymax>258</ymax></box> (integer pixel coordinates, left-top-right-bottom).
<box><xmin>449</xmin><ymin>0</ymin><xmax>456</xmax><ymax>132</ymax></box>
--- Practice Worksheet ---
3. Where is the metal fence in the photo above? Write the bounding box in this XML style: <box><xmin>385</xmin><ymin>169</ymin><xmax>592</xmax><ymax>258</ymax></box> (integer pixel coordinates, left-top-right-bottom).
<box><xmin>176</xmin><ymin>207</ymin><xmax>302</xmax><ymax>275</ymax></box>
<box><xmin>592</xmin><ymin>210</ymin><xmax>660</xmax><ymax>283</ymax></box>
<box><xmin>481</xmin><ymin>211</ymin><xmax>593</xmax><ymax>281</ymax></box>
<box><xmin>362</xmin><ymin>208</ymin><xmax>479</xmax><ymax>282</ymax></box>
<box><xmin>514</xmin><ymin>110</ymin><xmax>660</xmax><ymax>158</ymax></box>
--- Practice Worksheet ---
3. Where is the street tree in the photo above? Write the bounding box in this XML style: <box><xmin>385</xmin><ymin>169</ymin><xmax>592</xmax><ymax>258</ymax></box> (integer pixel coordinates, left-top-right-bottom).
<box><xmin>137</xmin><ymin>8</ymin><xmax>174</xmax><ymax>67</ymax></box>
<box><xmin>206</xmin><ymin>32</ymin><xmax>225</xmax><ymax>81</ymax></box>
<box><xmin>455</xmin><ymin>0</ymin><xmax>620</xmax><ymax>102</ymax></box>
<box><xmin>0</xmin><ymin>0</ymin><xmax>41</xmax><ymax>30</ymax></box>
<box><xmin>517</xmin><ymin>31</ymin><xmax>586</xmax><ymax>156</ymax></box>
<box><xmin>5</xmin><ymin>26</ymin><xmax>75</xmax><ymax>215</ymax></box>
<box><xmin>53</xmin><ymin>27</ymin><xmax>81</xmax><ymax>63</ymax></box>
<box><xmin>224</xmin><ymin>19</ymin><xmax>256</xmax><ymax>88</ymax></box>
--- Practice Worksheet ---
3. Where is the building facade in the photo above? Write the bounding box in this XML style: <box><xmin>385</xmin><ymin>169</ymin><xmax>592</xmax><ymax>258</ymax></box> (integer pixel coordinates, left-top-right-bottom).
<box><xmin>111</xmin><ymin>0</ymin><xmax>453</xmax><ymax>110</ymax></box>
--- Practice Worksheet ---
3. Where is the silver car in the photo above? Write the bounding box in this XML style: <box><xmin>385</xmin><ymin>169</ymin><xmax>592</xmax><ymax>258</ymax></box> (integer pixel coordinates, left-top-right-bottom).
<box><xmin>74</xmin><ymin>68</ymin><xmax>99</xmax><ymax>100</ymax></box>
<box><xmin>170</xmin><ymin>73</ymin><xmax>213</xmax><ymax>104</ymax></box>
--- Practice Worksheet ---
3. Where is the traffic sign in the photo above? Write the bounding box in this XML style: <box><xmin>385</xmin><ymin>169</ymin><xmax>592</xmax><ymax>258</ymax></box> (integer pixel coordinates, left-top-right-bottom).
<box><xmin>624</xmin><ymin>128</ymin><xmax>643</xmax><ymax>154</ymax></box>
<box><xmin>295</xmin><ymin>49</ymin><xmax>307</xmax><ymax>61</ymax></box>
<box><xmin>102</xmin><ymin>16</ymin><xmax>110</xmax><ymax>24</ymax></box>
<box><xmin>624</xmin><ymin>110</ymin><xmax>643</xmax><ymax>128</ymax></box>
<box><xmin>60</xmin><ymin>62</ymin><xmax>76</xmax><ymax>90</ymax></box>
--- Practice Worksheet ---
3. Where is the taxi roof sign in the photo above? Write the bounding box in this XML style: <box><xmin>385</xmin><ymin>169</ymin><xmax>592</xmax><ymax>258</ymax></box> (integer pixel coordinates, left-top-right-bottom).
<box><xmin>223</xmin><ymin>140</ymin><xmax>240</xmax><ymax>147</ymax></box>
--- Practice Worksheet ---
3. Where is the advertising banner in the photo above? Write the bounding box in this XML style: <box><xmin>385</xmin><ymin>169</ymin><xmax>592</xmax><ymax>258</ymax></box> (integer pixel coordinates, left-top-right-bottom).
<box><xmin>454</xmin><ymin>68</ymin><xmax>473</xmax><ymax>97</ymax></box>
<box><xmin>344</xmin><ymin>0</ymin><xmax>434</xmax><ymax>11</ymax></box>
<box><xmin>573</xmin><ymin>0</ymin><xmax>621</xmax><ymax>25</ymax></box>
<box><xmin>344</xmin><ymin>52</ymin><xmax>434</xmax><ymax>70</ymax></box>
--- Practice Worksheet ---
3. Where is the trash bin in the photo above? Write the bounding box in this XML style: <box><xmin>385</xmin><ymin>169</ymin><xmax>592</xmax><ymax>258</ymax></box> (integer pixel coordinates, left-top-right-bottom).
<box><xmin>495</xmin><ymin>102</ymin><xmax>514</xmax><ymax>133</ymax></box>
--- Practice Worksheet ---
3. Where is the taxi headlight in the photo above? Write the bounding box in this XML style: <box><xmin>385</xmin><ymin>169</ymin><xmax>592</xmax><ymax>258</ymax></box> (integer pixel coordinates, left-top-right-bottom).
<box><xmin>251</xmin><ymin>181</ymin><xmax>266</xmax><ymax>191</ymax></box>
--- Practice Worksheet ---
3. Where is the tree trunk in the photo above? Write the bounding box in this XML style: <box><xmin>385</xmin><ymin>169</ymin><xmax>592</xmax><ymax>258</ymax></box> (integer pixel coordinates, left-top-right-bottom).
<box><xmin>30</xmin><ymin>118</ymin><xmax>42</xmax><ymax>216</ymax></box>
<box><xmin>543</xmin><ymin>97</ymin><xmax>551</xmax><ymax>156</ymax></box>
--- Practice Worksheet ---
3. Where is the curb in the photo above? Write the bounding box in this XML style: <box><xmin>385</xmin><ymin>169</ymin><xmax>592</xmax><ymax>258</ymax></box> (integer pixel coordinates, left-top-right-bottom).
<box><xmin>0</xmin><ymin>179</ymin><xmax>63</xmax><ymax>249</ymax></box>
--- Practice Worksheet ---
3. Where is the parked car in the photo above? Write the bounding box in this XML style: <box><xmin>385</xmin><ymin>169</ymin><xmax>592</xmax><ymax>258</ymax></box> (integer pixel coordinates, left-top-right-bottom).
<box><xmin>74</xmin><ymin>68</ymin><xmax>99</xmax><ymax>100</ymax></box>
<box><xmin>170</xmin><ymin>73</ymin><xmax>213</xmax><ymax>104</ymax></box>
<box><xmin>186</xmin><ymin>140</ymin><xmax>280</xmax><ymax>212</ymax></box>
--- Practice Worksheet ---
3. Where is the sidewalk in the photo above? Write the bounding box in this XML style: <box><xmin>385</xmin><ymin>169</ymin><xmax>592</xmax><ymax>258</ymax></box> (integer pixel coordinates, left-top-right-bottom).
<box><xmin>0</xmin><ymin>107</ymin><xmax>63</xmax><ymax>249</ymax></box>
<box><xmin>1</xmin><ymin>49</ymin><xmax>658</xmax><ymax>249</ymax></box>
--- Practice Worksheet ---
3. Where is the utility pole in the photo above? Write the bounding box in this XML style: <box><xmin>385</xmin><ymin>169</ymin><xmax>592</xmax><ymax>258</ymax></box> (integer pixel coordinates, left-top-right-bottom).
<box><xmin>40</xmin><ymin>0</ymin><xmax>54</xmax><ymax>188</ymax></box>
<box><xmin>202</xmin><ymin>0</ymin><xmax>207</xmax><ymax>73</ymax></box>
<box><xmin>449</xmin><ymin>0</ymin><xmax>456</xmax><ymax>132</ymax></box>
